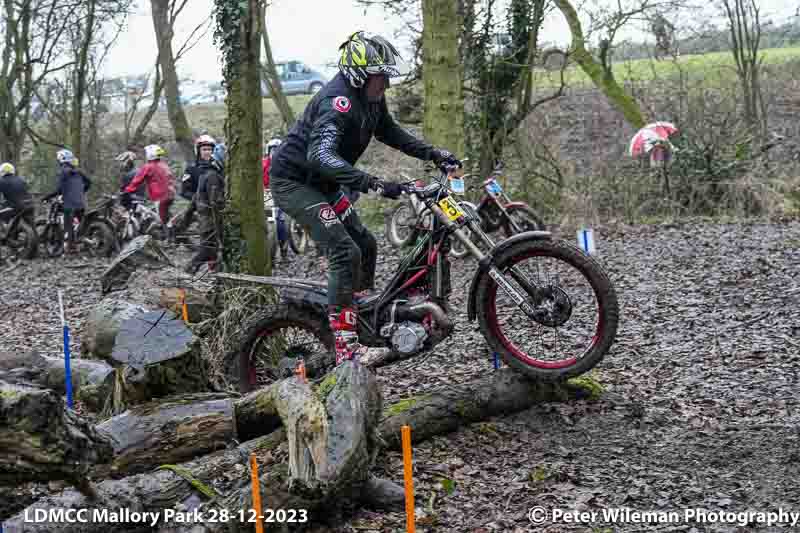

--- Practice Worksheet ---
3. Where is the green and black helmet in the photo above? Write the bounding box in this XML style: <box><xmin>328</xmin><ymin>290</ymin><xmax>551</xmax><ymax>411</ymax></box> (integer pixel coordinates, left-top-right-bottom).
<box><xmin>338</xmin><ymin>31</ymin><xmax>404</xmax><ymax>88</ymax></box>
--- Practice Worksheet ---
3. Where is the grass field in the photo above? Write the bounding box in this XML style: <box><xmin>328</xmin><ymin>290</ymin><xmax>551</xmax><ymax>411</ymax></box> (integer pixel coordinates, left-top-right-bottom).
<box><xmin>534</xmin><ymin>45</ymin><xmax>800</xmax><ymax>88</ymax></box>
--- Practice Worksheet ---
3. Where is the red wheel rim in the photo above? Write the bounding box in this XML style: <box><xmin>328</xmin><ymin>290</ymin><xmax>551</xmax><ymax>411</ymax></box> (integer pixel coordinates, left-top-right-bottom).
<box><xmin>485</xmin><ymin>251</ymin><xmax>603</xmax><ymax>369</ymax></box>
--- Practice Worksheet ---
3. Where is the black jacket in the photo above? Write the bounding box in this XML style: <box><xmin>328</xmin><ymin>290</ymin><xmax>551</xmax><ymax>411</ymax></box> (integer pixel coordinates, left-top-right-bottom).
<box><xmin>196</xmin><ymin>163</ymin><xmax>225</xmax><ymax>216</ymax></box>
<box><xmin>180</xmin><ymin>160</ymin><xmax>214</xmax><ymax>200</ymax></box>
<box><xmin>0</xmin><ymin>174</ymin><xmax>33</xmax><ymax>210</ymax></box>
<box><xmin>44</xmin><ymin>164</ymin><xmax>91</xmax><ymax>210</ymax></box>
<box><xmin>270</xmin><ymin>73</ymin><xmax>435</xmax><ymax>194</ymax></box>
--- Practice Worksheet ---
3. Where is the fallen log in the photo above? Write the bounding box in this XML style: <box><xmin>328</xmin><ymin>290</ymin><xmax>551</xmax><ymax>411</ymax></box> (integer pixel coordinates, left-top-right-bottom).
<box><xmin>95</xmin><ymin>393</ymin><xmax>236</xmax><ymax>478</ymax></box>
<box><xmin>0</xmin><ymin>352</ymin><xmax>114</xmax><ymax>411</ymax></box>
<box><xmin>106</xmin><ymin>310</ymin><xmax>209</xmax><ymax>414</ymax></box>
<box><xmin>378</xmin><ymin>367</ymin><xmax>597</xmax><ymax>450</ymax></box>
<box><xmin>80</xmin><ymin>299</ymin><xmax>150</xmax><ymax>359</ymax></box>
<box><xmin>3</xmin><ymin>430</ymin><xmax>287</xmax><ymax>532</ymax></box>
<box><xmin>0</xmin><ymin>381</ymin><xmax>113</xmax><ymax>487</ymax></box>
<box><xmin>101</xmin><ymin>235</ymin><xmax>172</xmax><ymax>295</ymax></box>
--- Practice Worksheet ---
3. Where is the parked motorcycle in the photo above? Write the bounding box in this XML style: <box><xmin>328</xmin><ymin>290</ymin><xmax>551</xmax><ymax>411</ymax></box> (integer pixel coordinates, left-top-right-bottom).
<box><xmin>0</xmin><ymin>204</ymin><xmax>38</xmax><ymax>263</ymax></box>
<box><xmin>114</xmin><ymin>195</ymin><xmax>165</xmax><ymax>244</ymax></box>
<box><xmin>263</xmin><ymin>190</ymin><xmax>312</xmax><ymax>260</ymax></box>
<box><xmin>386</xmin><ymin>160</ymin><xmax>544</xmax><ymax>258</ymax></box>
<box><xmin>37</xmin><ymin>196</ymin><xmax>117</xmax><ymax>257</ymax></box>
<box><xmin>225</xmin><ymin>162</ymin><xmax>619</xmax><ymax>392</ymax></box>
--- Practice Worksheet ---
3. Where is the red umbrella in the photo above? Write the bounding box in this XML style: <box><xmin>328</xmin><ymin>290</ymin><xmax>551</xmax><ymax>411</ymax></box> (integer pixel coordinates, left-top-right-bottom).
<box><xmin>643</xmin><ymin>121</ymin><xmax>678</xmax><ymax>139</ymax></box>
<box><xmin>629</xmin><ymin>122</ymin><xmax>679</xmax><ymax>158</ymax></box>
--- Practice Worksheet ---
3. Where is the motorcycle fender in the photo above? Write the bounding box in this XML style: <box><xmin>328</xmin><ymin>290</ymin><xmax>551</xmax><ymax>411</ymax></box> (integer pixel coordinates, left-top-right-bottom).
<box><xmin>503</xmin><ymin>201</ymin><xmax>529</xmax><ymax>209</ymax></box>
<box><xmin>466</xmin><ymin>231</ymin><xmax>553</xmax><ymax>321</ymax></box>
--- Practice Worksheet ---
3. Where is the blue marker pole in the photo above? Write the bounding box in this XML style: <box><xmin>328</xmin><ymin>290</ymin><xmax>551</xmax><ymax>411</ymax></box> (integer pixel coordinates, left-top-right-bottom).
<box><xmin>58</xmin><ymin>290</ymin><xmax>73</xmax><ymax>409</ymax></box>
<box><xmin>493</xmin><ymin>352</ymin><xmax>500</xmax><ymax>370</ymax></box>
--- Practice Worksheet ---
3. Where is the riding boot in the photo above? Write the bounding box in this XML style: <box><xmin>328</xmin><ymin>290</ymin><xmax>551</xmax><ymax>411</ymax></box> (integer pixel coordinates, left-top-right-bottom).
<box><xmin>328</xmin><ymin>306</ymin><xmax>361</xmax><ymax>365</ymax></box>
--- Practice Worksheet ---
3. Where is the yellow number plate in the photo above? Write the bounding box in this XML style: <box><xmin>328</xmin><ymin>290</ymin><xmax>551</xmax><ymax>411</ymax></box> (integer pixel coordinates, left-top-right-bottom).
<box><xmin>437</xmin><ymin>196</ymin><xmax>465</xmax><ymax>222</ymax></box>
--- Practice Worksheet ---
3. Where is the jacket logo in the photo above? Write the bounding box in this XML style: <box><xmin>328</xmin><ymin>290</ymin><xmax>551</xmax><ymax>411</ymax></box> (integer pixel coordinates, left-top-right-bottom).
<box><xmin>333</xmin><ymin>96</ymin><xmax>351</xmax><ymax>113</ymax></box>
<box><xmin>318</xmin><ymin>205</ymin><xmax>339</xmax><ymax>227</ymax></box>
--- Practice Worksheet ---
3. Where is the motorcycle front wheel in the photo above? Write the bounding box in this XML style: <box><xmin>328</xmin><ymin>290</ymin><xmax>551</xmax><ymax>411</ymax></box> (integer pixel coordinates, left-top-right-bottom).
<box><xmin>474</xmin><ymin>238</ymin><xmax>618</xmax><ymax>381</ymax></box>
<box><xmin>385</xmin><ymin>200</ymin><xmax>420</xmax><ymax>248</ymax></box>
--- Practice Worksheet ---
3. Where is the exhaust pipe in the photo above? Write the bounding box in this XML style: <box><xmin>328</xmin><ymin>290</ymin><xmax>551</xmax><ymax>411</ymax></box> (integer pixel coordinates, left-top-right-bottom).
<box><xmin>395</xmin><ymin>301</ymin><xmax>453</xmax><ymax>331</ymax></box>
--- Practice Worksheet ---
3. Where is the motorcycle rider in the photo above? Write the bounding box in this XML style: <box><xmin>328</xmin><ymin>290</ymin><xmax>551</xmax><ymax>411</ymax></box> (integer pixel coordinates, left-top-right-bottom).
<box><xmin>121</xmin><ymin>144</ymin><xmax>176</xmax><ymax>224</ymax></box>
<box><xmin>0</xmin><ymin>162</ymin><xmax>35</xmax><ymax>226</ymax></box>
<box><xmin>269</xmin><ymin>30</ymin><xmax>461</xmax><ymax>366</ymax></box>
<box><xmin>42</xmin><ymin>149</ymin><xmax>92</xmax><ymax>253</ymax></box>
<box><xmin>115</xmin><ymin>151</ymin><xmax>146</xmax><ymax>198</ymax></box>
<box><xmin>185</xmin><ymin>140</ymin><xmax>226</xmax><ymax>275</ymax></box>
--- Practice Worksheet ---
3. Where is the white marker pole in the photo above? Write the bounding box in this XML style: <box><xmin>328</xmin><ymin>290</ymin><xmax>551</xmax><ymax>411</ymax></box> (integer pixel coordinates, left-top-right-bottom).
<box><xmin>58</xmin><ymin>290</ymin><xmax>73</xmax><ymax>409</ymax></box>
<box><xmin>577</xmin><ymin>228</ymin><xmax>596</xmax><ymax>255</ymax></box>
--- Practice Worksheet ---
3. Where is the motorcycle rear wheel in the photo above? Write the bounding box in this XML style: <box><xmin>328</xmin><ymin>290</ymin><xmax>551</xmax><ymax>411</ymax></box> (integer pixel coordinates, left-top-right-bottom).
<box><xmin>226</xmin><ymin>303</ymin><xmax>334</xmax><ymax>393</ymax></box>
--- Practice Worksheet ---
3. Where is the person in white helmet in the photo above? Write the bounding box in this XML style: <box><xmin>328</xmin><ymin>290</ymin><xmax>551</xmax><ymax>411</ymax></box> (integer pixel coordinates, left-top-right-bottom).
<box><xmin>42</xmin><ymin>149</ymin><xmax>92</xmax><ymax>252</ymax></box>
<box><xmin>262</xmin><ymin>137</ymin><xmax>290</xmax><ymax>257</ymax></box>
<box><xmin>121</xmin><ymin>144</ymin><xmax>176</xmax><ymax>224</ymax></box>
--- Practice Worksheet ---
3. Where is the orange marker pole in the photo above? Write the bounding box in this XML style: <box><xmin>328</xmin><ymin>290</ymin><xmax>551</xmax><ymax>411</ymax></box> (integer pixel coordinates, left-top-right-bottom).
<box><xmin>249</xmin><ymin>453</ymin><xmax>264</xmax><ymax>533</ymax></box>
<box><xmin>295</xmin><ymin>359</ymin><xmax>307</xmax><ymax>383</ymax></box>
<box><xmin>179</xmin><ymin>289</ymin><xmax>189</xmax><ymax>323</ymax></box>
<box><xmin>401</xmin><ymin>425</ymin><xmax>416</xmax><ymax>533</ymax></box>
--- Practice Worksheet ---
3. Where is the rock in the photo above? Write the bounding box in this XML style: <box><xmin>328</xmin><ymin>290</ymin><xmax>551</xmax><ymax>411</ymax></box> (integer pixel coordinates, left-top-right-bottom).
<box><xmin>101</xmin><ymin>235</ymin><xmax>172</xmax><ymax>295</ymax></box>
<box><xmin>81</xmin><ymin>299</ymin><xmax>150</xmax><ymax>359</ymax></box>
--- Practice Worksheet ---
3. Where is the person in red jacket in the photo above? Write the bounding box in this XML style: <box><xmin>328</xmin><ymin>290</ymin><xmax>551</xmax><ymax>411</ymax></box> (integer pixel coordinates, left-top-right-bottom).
<box><xmin>262</xmin><ymin>138</ymin><xmax>282</xmax><ymax>188</ymax></box>
<box><xmin>122</xmin><ymin>144</ymin><xmax>176</xmax><ymax>224</ymax></box>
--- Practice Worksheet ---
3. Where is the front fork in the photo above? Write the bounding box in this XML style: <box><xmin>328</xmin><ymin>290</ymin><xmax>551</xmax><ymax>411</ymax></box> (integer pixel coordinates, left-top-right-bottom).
<box><xmin>428</xmin><ymin>201</ymin><xmax>542</xmax><ymax>321</ymax></box>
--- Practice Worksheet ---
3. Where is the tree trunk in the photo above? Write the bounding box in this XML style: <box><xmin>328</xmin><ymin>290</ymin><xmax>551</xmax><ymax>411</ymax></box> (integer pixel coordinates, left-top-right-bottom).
<box><xmin>151</xmin><ymin>0</ymin><xmax>194</xmax><ymax>162</ymax></box>
<box><xmin>553</xmin><ymin>0</ymin><xmax>646</xmax><ymax>129</ymax></box>
<box><xmin>221</xmin><ymin>0</ymin><xmax>268</xmax><ymax>275</ymax></box>
<box><xmin>94</xmin><ymin>393</ymin><xmax>235</xmax><ymax>478</ymax></box>
<box><xmin>378</xmin><ymin>367</ymin><xmax>596</xmax><ymax>449</ymax></box>
<box><xmin>422</xmin><ymin>0</ymin><xmax>465</xmax><ymax>156</ymax></box>
<box><xmin>104</xmin><ymin>309</ymin><xmax>209</xmax><ymax>414</ymax></box>
<box><xmin>0</xmin><ymin>382</ymin><xmax>113</xmax><ymax>487</ymax></box>
<box><xmin>259</xmin><ymin>2</ymin><xmax>295</xmax><ymax>129</ymax></box>
<box><xmin>3</xmin><ymin>430</ymin><xmax>287</xmax><ymax>532</ymax></box>
<box><xmin>70</xmin><ymin>0</ymin><xmax>96</xmax><ymax>162</ymax></box>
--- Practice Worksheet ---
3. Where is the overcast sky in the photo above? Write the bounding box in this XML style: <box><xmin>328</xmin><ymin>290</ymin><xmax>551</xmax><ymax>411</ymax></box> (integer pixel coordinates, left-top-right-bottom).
<box><xmin>104</xmin><ymin>0</ymin><xmax>799</xmax><ymax>83</ymax></box>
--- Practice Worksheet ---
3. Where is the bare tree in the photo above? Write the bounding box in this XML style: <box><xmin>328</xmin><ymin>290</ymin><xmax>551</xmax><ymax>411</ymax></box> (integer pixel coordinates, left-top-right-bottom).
<box><xmin>150</xmin><ymin>0</ymin><xmax>210</xmax><ymax>162</ymax></box>
<box><xmin>259</xmin><ymin>1</ymin><xmax>294</xmax><ymax>130</ymax></box>
<box><xmin>0</xmin><ymin>0</ymin><xmax>78</xmax><ymax>162</ymax></box>
<box><xmin>721</xmin><ymin>0</ymin><xmax>766</xmax><ymax>135</ymax></box>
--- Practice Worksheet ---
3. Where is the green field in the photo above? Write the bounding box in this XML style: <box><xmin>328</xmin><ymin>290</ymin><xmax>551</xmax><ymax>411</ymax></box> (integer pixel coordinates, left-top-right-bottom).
<box><xmin>534</xmin><ymin>46</ymin><xmax>800</xmax><ymax>88</ymax></box>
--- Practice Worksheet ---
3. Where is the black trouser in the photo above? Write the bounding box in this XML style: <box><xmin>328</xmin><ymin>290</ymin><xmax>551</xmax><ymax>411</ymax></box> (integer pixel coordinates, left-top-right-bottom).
<box><xmin>63</xmin><ymin>208</ymin><xmax>84</xmax><ymax>246</ymax></box>
<box><xmin>270</xmin><ymin>176</ymin><xmax>376</xmax><ymax>310</ymax></box>
<box><xmin>188</xmin><ymin>210</ymin><xmax>220</xmax><ymax>272</ymax></box>
<box><xmin>173</xmin><ymin>199</ymin><xmax>196</xmax><ymax>234</ymax></box>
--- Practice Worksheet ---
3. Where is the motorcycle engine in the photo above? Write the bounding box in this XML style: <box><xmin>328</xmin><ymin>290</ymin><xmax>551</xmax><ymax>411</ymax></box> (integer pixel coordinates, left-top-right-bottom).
<box><xmin>390</xmin><ymin>321</ymin><xmax>429</xmax><ymax>355</ymax></box>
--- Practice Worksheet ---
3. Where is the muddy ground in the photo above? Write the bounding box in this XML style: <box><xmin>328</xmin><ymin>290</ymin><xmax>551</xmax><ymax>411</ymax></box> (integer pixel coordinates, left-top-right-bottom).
<box><xmin>1</xmin><ymin>219</ymin><xmax>799</xmax><ymax>532</ymax></box>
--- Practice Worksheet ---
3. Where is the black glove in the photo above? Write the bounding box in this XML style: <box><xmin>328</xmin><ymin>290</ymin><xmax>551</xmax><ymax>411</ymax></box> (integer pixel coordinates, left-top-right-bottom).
<box><xmin>431</xmin><ymin>148</ymin><xmax>462</xmax><ymax>168</ymax></box>
<box><xmin>119</xmin><ymin>192</ymin><xmax>133</xmax><ymax>208</ymax></box>
<box><xmin>369</xmin><ymin>177</ymin><xmax>403</xmax><ymax>200</ymax></box>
